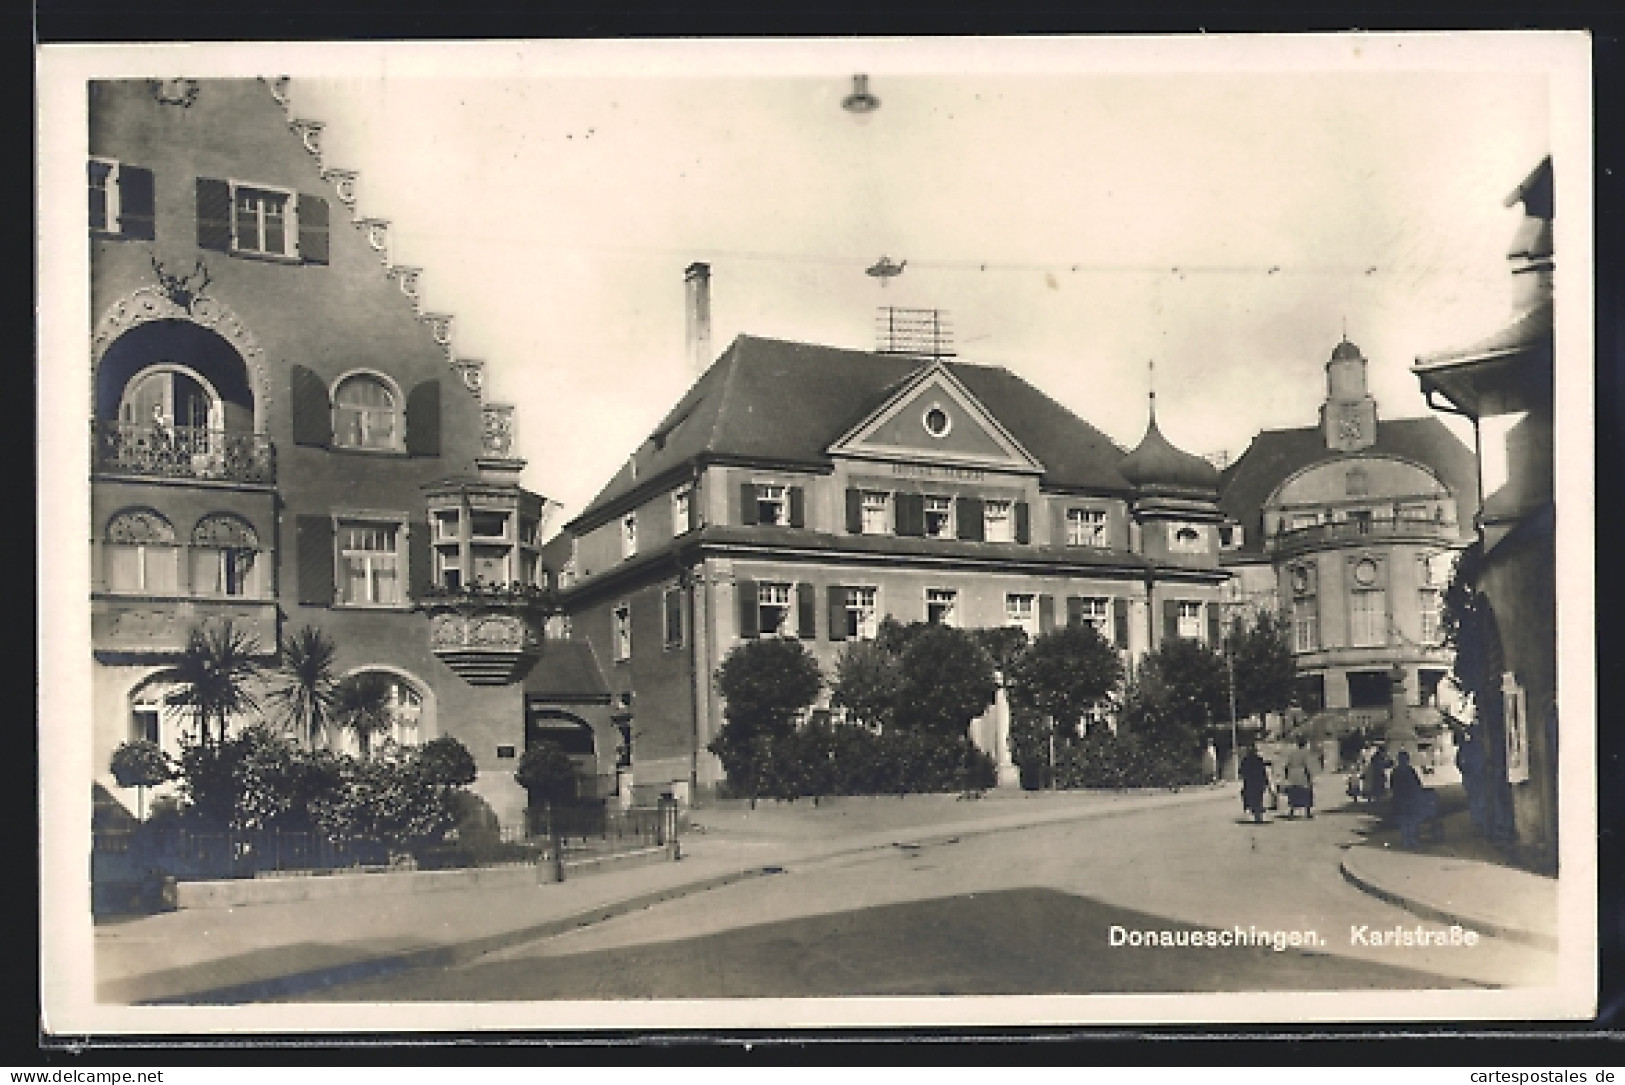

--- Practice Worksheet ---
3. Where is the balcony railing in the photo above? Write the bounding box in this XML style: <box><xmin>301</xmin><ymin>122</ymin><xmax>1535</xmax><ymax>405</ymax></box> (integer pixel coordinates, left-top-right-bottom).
<box><xmin>1267</xmin><ymin>516</ymin><xmax>1457</xmax><ymax>553</ymax></box>
<box><xmin>92</xmin><ymin>420</ymin><xmax>276</xmax><ymax>485</ymax></box>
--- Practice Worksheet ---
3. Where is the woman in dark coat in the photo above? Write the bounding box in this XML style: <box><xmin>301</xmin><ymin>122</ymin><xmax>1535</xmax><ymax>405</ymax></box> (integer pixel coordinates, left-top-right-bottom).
<box><xmin>1239</xmin><ymin>744</ymin><xmax>1270</xmax><ymax>824</ymax></box>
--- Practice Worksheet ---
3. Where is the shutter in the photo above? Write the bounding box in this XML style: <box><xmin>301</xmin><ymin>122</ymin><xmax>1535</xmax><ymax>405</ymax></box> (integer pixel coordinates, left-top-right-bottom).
<box><xmin>297</xmin><ymin>193</ymin><xmax>329</xmax><ymax>264</ymax></box>
<box><xmin>1014</xmin><ymin>502</ymin><xmax>1031</xmax><ymax>544</ymax></box>
<box><xmin>739</xmin><ymin>483</ymin><xmax>758</xmax><ymax>525</ymax></box>
<box><xmin>1207</xmin><ymin>602</ymin><xmax>1222</xmax><ymax>647</ymax></box>
<box><xmin>827</xmin><ymin>585</ymin><xmax>847</xmax><ymax>642</ymax></box>
<box><xmin>737</xmin><ymin>579</ymin><xmax>759</xmax><ymax>638</ymax></box>
<box><xmin>295</xmin><ymin>515</ymin><xmax>335</xmax><ymax>606</ymax></box>
<box><xmin>1113</xmin><ymin>597</ymin><xmax>1130</xmax><ymax>648</ymax></box>
<box><xmin>290</xmin><ymin>365</ymin><xmax>332</xmax><ymax>447</ymax></box>
<box><xmin>1163</xmin><ymin>599</ymin><xmax>1180</xmax><ymax>643</ymax></box>
<box><xmin>117</xmin><ymin>165</ymin><xmax>155</xmax><ymax>240</ymax></box>
<box><xmin>895</xmin><ymin>493</ymin><xmax>925</xmax><ymax>537</ymax></box>
<box><xmin>957</xmin><ymin>497</ymin><xmax>984</xmax><ymax>541</ymax></box>
<box><xmin>797</xmin><ymin>582</ymin><xmax>817</xmax><ymax>639</ymax></box>
<box><xmin>405</xmin><ymin>379</ymin><xmax>441</xmax><ymax>456</ymax></box>
<box><xmin>1038</xmin><ymin>594</ymin><xmax>1055</xmax><ymax>634</ymax></box>
<box><xmin>1066</xmin><ymin>596</ymin><xmax>1085</xmax><ymax>627</ymax></box>
<box><xmin>845</xmin><ymin>488</ymin><xmax>863</xmax><ymax>534</ymax></box>
<box><xmin>788</xmin><ymin>486</ymin><xmax>806</xmax><ymax>528</ymax></box>
<box><xmin>687</xmin><ymin>487</ymin><xmax>700</xmax><ymax>532</ymax></box>
<box><xmin>195</xmin><ymin>177</ymin><xmax>232</xmax><ymax>251</ymax></box>
<box><xmin>408</xmin><ymin>520</ymin><xmax>432</xmax><ymax>599</ymax></box>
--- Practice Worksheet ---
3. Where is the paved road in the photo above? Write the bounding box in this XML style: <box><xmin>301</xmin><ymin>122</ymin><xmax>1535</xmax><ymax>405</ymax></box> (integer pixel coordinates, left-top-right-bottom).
<box><xmin>292</xmin><ymin>793</ymin><xmax>1556</xmax><ymax>1000</ymax></box>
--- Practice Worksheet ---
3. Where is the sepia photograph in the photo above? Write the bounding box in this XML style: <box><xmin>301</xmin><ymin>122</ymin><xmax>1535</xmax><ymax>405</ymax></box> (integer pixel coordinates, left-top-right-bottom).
<box><xmin>37</xmin><ymin>33</ymin><xmax>1595</xmax><ymax>1034</ymax></box>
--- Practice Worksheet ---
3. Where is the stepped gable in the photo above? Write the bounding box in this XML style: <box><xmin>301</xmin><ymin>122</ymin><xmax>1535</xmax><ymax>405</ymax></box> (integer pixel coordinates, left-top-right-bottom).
<box><xmin>259</xmin><ymin>77</ymin><xmax>491</xmax><ymax>404</ymax></box>
<box><xmin>1118</xmin><ymin>408</ymin><xmax>1220</xmax><ymax>495</ymax></box>
<box><xmin>574</xmin><ymin>334</ymin><xmax>1135</xmax><ymax>524</ymax></box>
<box><xmin>1218</xmin><ymin>416</ymin><xmax>1480</xmax><ymax>554</ymax></box>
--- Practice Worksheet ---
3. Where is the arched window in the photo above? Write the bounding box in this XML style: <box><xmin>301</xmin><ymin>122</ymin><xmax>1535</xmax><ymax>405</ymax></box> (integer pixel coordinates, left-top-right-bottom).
<box><xmin>190</xmin><ymin>514</ymin><xmax>262</xmax><ymax>598</ymax></box>
<box><xmin>119</xmin><ymin>365</ymin><xmax>219</xmax><ymax>432</ymax></box>
<box><xmin>339</xmin><ymin>671</ymin><xmax>426</xmax><ymax>758</ymax></box>
<box><xmin>104</xmin><ymin>509</ymin><xmax>179</xmax><ymax>594</ymax></box>
<box><xmin>332</xmin><ymin>374</ymin><xmax>401</xmax><ymax>450</ymax></box>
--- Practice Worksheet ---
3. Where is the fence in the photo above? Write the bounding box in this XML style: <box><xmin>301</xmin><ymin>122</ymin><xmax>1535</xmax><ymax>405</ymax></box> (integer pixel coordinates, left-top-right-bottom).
<box><xmin>524</xmin><ymin>800</ymin><xmax>681</xmax><ymax>862</ymax></box>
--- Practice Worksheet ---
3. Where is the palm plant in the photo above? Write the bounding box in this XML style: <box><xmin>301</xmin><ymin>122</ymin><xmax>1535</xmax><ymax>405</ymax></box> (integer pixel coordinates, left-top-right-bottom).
<box><xmin>332</xmin><ymin>671</ymin><xmax>397</xmax><ymax>759</ymax></box>
<box><xmin>267</xmin><ymin>626</ymin><xmax>339</xmax><ymax>751</ymax></box>
<box><xmin>164</xmin><ymin>619</ymin><xmax>263</xmax><ymax>746</ymax></box>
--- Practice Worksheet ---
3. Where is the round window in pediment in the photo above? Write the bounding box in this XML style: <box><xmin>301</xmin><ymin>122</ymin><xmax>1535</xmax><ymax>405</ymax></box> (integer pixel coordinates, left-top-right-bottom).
<box><xmin>922</xmin><ymin>405</ymin><xmax>951</xmax><ymax>438</ymax></box>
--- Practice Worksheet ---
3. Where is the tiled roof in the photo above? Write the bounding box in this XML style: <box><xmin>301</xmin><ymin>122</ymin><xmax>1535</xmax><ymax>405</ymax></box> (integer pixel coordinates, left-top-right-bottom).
<box><xmin>1218</xmin><ymin>417</ymin><xmax>1479</xmax><ymax>554</ymax></box>
<box><xmin>1119</xmin><ymin>415</ymin><xmax>1220</xmax><ymax>493</ymax></box>
<box><xmin>574</xmin><ymin>335</ymin><xmax>1133</xmax><ymax>525</ymax></box>
<box><xmin>521</xmin><ymin>639</ymin><xmax>610</xmax><ymax>701</ymax></box>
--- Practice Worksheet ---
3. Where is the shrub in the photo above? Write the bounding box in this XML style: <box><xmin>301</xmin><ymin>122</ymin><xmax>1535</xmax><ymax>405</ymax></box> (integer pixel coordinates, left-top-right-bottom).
<box><xmin>110</xmin><ymin>740</ymin><xmax>173</xmax><ymax>790</ymax></box>
<box><xmin>417</xmin><ymin>735</ymin><xmax>478</xmax><ymax>787</ymax></box>
<box><xmin>893</xmin><ymin>624</ymin><xmax>998</xmax><ymax>738</ymax></box>
<box><xmin>515</xmin><ymin>741</ymin><xmax>577</xmax><ymax>806</ymax></box>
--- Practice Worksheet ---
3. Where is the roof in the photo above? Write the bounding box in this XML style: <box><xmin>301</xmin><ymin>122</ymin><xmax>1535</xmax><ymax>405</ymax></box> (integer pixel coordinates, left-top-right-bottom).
<box><xmin>1330</xmin><ymin>338</ymin><xmax>1365</xmax><ymax>363</ymax></box>
<box><xmin>1118</xmin><ymin>412</ymin><xmax>1220</xmax><ymax>493</ymax></box>
<box><xmin>1218</xmin><ymin>416</ymin><xmax>1479</xmax><ymax>554</ymax></box>
<box><xmin>521</xmin><ymin>639</ymin><xmax>610</xmax><ymax>702</ymax></box>
<box><xmin>574</xmin><ymin>335</ymin><xmax>1133</xmax><ymax>525</ymax></box>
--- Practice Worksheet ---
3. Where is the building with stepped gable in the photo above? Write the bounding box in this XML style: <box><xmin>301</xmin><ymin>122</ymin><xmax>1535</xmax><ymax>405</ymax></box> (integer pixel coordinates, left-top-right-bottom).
<box><xmin>88</xmin><ymin>78</ymin><xmax>607</xmax><ymax>831</ymax></box>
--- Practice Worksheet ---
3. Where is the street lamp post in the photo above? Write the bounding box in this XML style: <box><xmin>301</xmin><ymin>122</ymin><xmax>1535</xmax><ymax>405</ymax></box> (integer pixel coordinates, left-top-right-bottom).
<box><xmin>1225</xmin><ymin>643</ymin><xmax>1239</xmax><ymax>780</ymax></box>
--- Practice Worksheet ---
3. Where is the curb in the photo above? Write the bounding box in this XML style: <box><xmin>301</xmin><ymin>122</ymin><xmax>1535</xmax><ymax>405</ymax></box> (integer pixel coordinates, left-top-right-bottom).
<box><xmin>133</xmin><ymin>786</ymin><xmax>1236</xmax><ymax>1004</ymax></box>
<box><xmin>1337</xmin><ymin>850</ymin><xmax>1557</xmax><ymax>951</ymax></box>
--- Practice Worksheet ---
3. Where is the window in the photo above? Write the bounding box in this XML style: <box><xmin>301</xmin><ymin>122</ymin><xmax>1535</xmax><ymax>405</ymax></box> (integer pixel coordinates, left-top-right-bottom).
<box><xmin>190</xmin><ymin>514</ymin><xmax>261</xmax><ymax>599</ymax></box>
<box><xmin>612</xmin><ymin>603</ymin><xmax>632</xmax><ymax>661</ymax></box>
<box><xmin>1067</xmin><ymin>508</ymin><xmax>1107</xmax><ymax>547</ymax></box>
<box><xmin>471</xmin><ymin>511</ymin><xmax>507</xmax><ymax>539</ymax></box>
<box><xmin>1418</xmin><ymin>588</ymin><xmax>1441</xmax><ymax>644</ymax></box>
<box><xmin>1170</xmin><ymin>524</ymin><xmax>1206</xmax><ymax>553</ymax></box>
<box><xmin>1005</xmin><ymin>593</ymin><xmax>1038</xmax><ymax>636</ymax></box>
<box><xmin>104</xmin><ymin>509</ymin><xmax>180</xmax><ymax>595</ymax></box>
<box><xmin>348</xmin><ymin>674</ymin><xmax>424</xmax><ymax>758</ymax></box>
<box><xmin>984</xmin><ymin>500</ymin><xmax>1014</xmax><ymax>543</ymax></box>
<box><xmin>1290</xmin><ymin>512</ymin><xmax>1318</xmax><ymax>531</ymax></box>
<box><xmin>337</xmin><ymin>521</ymin><xmax>403</xmax><ymax>606</ymax></box>
<box><xmin>923</xmin><ymin>405</ymin><xmax>952</xmax><ymax>438</ymax></box>
<box><xmin>1292</xmin><ymin>597</ymin><xmax>1319</xmax><ymax>652</ymax></box>
<box><xmin>434</xmin><ymin>510</ymin><xmax>460</xmax><ymax>542</ymax></box>
<box><xmin>754</xmin><ymin>484</ymin><xmax>789</xmax><ymax>526</ymax></box>
<box><xmin>119</xmin><ymin>367</ymin><xmax>217</xmax><ymax>432</ymax></box>
<box><xmin>233</xmin><ymin>184</ymin><xmax>293</xmax><ymax>256</ymax></box>
<box><xmin>757</xmin><ymin>582</ymin><xmax>793</xmax><ymax>637</ymax></box>
<box><xmin>470</xmin><ymin>544</ymin><xmax>510</xmax><ymax>585</ymax></box>
<box><xmin>842</xmin><ymin>586</ymin><xmax>878</xmax><ymax>640</ymax></box>
<box><xmin>621</xmin><ymin>513</ymin><xmax>638</xmax><ymax>558</ymax></box>
<box><xmin>332</xmin><ymin>374</ymin><xmax>401</xmax><ymax>450</ymax></box>
<box><xmin>1218</xmin><ymin>523</ymin><xmax>1243</xmax><ymax>550</ymax></box>
<box><xmin>672</xmin><ymin>487</ymin><xmax>693</xmax><ymax>537</ymax></box>
<box><xmin>1074</xmin><ymin>597</ymin><xmax>1109</xmax><ymax>636</ymax></box>
<box><xmin>861</xmin><ymin>491</ymin><xmax>891</xmax><ymax>535</ymax></box>
<box><xmin>131</xmin><ymin>705</ymin><xmax>161</xmax><ymax>746</ymax></box>
<box><xmin>927</xmin><ymin>588</ymin><xmax>959</xmax><ymax>627</ymax></box>
<box><xmin>1350</xmin><ymin>590</ymin><xmax>1387</xmax><ymax>647</ymax></box>
<box><xmin>663</xmin><ymin>586</ymin><xmax>684</xmax><ymax>649</ymax></box>
<box><xmin>89</xmin><ymin>158</ymin><xmax>119</xmax><ymax>232</ymax></box>
<box><xmin>435</xmin><ymin>547</ymin><xmax>462</xmax><ymax>590</ymax></box>
<box><xmin>924</xmin><ymin>496</ymin><xmax>955</xmax><ymax>539</ymax></box>
<box><xmin>1177</xmin><ymin>601</ymin><xmax>1203</xmax><ymax>640</ymax></box>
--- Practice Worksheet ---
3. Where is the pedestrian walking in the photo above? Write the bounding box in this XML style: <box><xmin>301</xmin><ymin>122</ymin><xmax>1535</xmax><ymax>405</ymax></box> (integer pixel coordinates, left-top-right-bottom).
<box><xmin>1365</xmin><ymin>745</ymin><xmax>1391</xmax><ymax>805</ymax></box>
<box><xmin>1239</xmin><ymin>743</ymin><xmax>1270</xmax><ymax>824</ymax></box>
<box><xmin>1389</xmin><ymin>750</ymin><xmax>1429</xmax><ymax>847</ymax></box>
<box><xmin>1283</xmin><ymin>735</ymin><xmax>1316</xmax><ymax>818</ymax></box>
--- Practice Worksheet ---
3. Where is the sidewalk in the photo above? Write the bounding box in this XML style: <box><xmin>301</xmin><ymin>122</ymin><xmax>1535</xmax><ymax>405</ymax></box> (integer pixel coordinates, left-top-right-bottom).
<box><xmin>1335</xmin><ymin>789</ymin><xmax>1559</xmax><ymax>950</ymax></box>
<box><xmin>96</xmin><ymin>784</ymin><xmax>1234</xmax><ymax>1004</ymax></box>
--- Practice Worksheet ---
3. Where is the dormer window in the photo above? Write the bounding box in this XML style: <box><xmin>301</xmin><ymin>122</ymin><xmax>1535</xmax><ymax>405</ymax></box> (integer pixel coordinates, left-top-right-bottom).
<box><xmin>1066</xmin><ymin>508</ymin><xmax>1107</xmax><ymax>548</ymax></box>
<box><xmin>755</xmin><ymin>484</ymin><xmax>788</xmax><ymax>526</ymax></box>
<box><xmin>983</xmin><ymin>500</ymin><xmax>1013</xmax><ymax>543</ymax></box>
<box><xmin>924</xmin><ymin>496</ymin><xmax>954</xmax><ymax>539</ymax></box>
<box><xmin>1169</xmin><ymin>523</ymin><xmax>1207</xmax><ymax>553</ymax></box>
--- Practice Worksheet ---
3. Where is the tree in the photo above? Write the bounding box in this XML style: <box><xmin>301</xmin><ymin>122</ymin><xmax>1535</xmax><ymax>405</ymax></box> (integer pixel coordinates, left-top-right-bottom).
<box><xmin>331</xmin><ymin>671</ymin><xmax>396</xmax><ymax>758</ymax></box>
<box><xmin>893</xmin><ymin>623</ymin><xmax>998</xmax><ymax>738</ymax></box>
<box><xmin>109</xmin><ymin>739</ymin><xmax>173</xmax><ymax>820</ymax></box>
<box><xmin>416</xmin><ymin>735</ymin><xmax>478</xmax><ymax>787</ymax></box>
<box><xmin>515</xmin><ymin>740</ymin><xmax>578</xmax><ymax>806</ymax></box>
<box><xmin>1224</xmin><ymin>609</ymin><xmax>1298</xmax><ymax>722</ymax></box>
<box><xmin>1006</xmin><ymin>623</ymin><xmax>1124</xmax><ymax>736</ymax></box>
<box><xmin>709</xmin><ymin>638</ymin><xmax>823</xmax><ymax>806</ymax></box>
<box><xmin>1129</xmin><ymin>639</ymin><xmax>1229</xmax><ymax>739</ymax></box>
<box><xmin>266</xmin><ymin>625</ymin><xmax>338</xmax><ymax>751</ymax></box>
<box><xmin>829</xmin><ymin>639</ymin><xmax>902</xmax><ymax>731</ymax></box>
<box><xmin>164</xmin><ymin>619</ymin><xmax>263</xmax><ymax>746</ymax></box>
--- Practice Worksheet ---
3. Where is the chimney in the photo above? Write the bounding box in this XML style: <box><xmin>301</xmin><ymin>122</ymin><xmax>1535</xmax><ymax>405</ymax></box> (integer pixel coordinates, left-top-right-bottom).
<box><xmin>684</xmin><ymin>262</ymin><xmax>712</xmax><ymax>376</ymax></box>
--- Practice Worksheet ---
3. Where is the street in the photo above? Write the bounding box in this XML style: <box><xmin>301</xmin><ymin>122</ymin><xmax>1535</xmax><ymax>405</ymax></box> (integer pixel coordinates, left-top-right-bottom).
<box><xmin>289</xmin><ymin>790</ymin><xmax>1556</xmax><ymax>1000</ymax></box>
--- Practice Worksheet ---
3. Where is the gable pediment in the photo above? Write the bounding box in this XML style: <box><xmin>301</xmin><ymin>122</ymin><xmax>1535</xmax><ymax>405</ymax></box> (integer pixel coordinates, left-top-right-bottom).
<box><xmin>827</xmin><ymin>362</ymin><xmax>1044</xmax><ymax>473</ymax></box>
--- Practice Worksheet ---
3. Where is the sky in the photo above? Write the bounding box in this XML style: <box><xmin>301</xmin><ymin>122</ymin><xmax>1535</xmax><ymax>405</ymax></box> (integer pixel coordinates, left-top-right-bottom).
<box><xmin>260</xmin><ymin>39</ymin><xmax>1557</xmax><ymax>530</ymax></box>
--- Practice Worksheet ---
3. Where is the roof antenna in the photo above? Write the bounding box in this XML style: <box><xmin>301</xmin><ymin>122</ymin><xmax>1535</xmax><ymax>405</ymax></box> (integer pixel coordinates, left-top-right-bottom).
<box><xmin>1341</xmin><ymin>315</ymin><xmax>1348</xmax><ymax>342</ymax></box>
<box><xmin>1148</xmin><ymin>359</ymin><xmax>1157</xmax><ymax>422</ymax></box>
